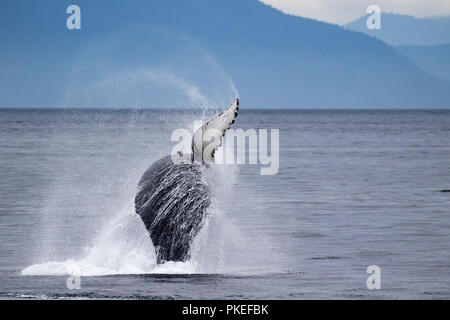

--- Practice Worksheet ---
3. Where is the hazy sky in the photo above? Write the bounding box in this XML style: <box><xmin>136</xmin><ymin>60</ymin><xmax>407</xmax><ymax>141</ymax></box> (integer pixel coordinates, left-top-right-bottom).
<box><xmin>261</xmin><ymin>0</ymin><xmax>450</xmax><ymax>24</ymax></box>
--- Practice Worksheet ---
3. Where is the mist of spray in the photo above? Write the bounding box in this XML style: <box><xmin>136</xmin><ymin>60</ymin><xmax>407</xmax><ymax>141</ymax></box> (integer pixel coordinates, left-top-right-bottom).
<box><xmin>61</xmin><ymin>25</ymin><xmax>239</xmax><ymax>109</ymax></box>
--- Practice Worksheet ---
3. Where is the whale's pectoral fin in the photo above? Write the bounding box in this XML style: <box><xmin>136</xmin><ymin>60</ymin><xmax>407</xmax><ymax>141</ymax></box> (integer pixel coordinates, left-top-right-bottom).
<box><xmin>192</xmin><ymin>98</ymin><xmax>239</xmax><ymax>163</ymax></box>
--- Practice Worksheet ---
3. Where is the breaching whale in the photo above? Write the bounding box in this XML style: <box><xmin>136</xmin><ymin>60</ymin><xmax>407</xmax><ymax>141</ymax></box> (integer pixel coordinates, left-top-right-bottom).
<box><xmin>135</xmin><ymin>99</ymin><xmax>239</xmax><ymax>263</ymax></box>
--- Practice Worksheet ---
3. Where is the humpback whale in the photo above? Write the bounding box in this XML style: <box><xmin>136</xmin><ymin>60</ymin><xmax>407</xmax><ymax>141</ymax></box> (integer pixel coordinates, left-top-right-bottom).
<box><xmin>135</xmin><ymin>99</ymin><xmax>239</xmax><ymax>263</ymax></box>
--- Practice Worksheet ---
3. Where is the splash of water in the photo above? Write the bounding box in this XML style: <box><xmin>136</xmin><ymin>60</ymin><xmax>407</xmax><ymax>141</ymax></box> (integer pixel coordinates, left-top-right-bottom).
<box><xmin>22</xmin><ymin>164</ymin><xmax>238</xmax><ymax>276</ymax></box>
<box><xmin>22</xmin><ymin>149</ymin><xmax>281</xmax><ymax>276</ymax></box>
<box><xmin>22</xmin><ymin>199</ymin><xmax>197</xmax><ymax>276</ymax></box>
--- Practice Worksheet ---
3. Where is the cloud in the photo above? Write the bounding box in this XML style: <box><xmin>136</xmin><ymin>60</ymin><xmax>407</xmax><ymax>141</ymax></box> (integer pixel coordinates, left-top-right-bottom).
<box><xmin>261</xmin><ymin>0</ymin><xmax>450</xmax><ymax>24</ymax></box>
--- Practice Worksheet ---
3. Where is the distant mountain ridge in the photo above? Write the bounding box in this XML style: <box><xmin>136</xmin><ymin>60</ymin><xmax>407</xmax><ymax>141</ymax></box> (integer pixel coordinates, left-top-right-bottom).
<box><xmin>346</xmin><ymin>13</ymin><xmax>450</xmax><ymax>46</ymax></box>
<box><xmin>1</xmin><ymin>0</ymin><xmax>450</xmax><ymax>108</ymax></box>
<box><xmin>396</xmin><ymin>44</ymin><xmax>450</xmax><ymax>81</ymax></box>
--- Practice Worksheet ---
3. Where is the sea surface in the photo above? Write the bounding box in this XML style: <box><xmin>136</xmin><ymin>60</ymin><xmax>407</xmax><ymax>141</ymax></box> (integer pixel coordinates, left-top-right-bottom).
<box><xmin>0</xmin><ymin>108</ymin><xmax>449</xmax><ymax>299</ymax></box>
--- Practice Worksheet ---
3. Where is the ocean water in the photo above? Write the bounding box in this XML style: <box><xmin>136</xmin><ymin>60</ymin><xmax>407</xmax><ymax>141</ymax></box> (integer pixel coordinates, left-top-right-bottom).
<box><xmin>0</xmin><ymin>108</ymin><xmax>449</xmax><ymax>299</ymax></box>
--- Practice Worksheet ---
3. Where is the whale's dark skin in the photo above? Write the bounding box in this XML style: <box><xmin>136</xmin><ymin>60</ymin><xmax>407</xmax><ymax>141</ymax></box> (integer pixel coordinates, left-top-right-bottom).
<box><xmin>135</xmin><ymin>155</ymin><xmax>211</xmax><ymax>263</ymax></box>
